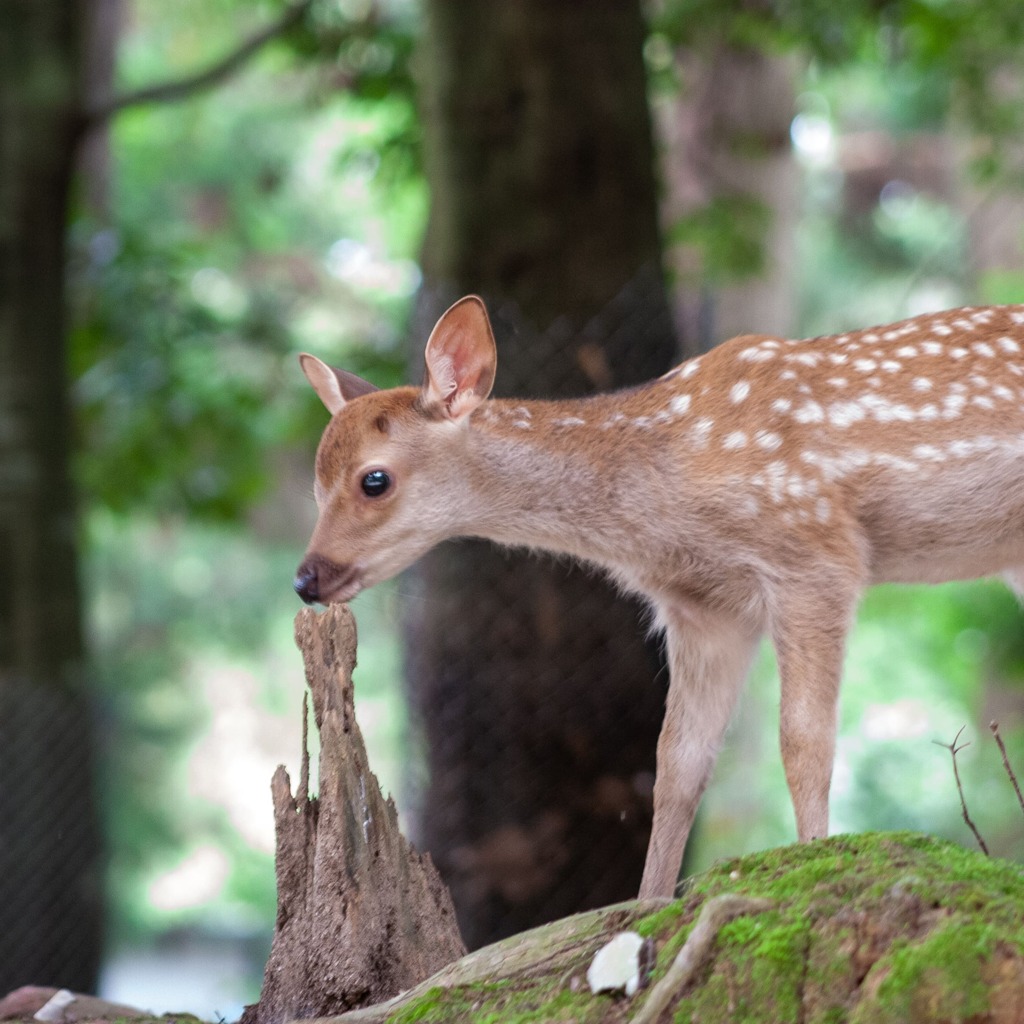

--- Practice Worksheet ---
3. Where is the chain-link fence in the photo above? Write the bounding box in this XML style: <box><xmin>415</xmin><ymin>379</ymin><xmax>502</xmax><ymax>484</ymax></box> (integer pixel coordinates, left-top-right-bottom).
<box><xmin>0</xmin><ymin>677</ymin><xmax>103</xmax><ymax>992</ymax></box>
<box><xmin>0</xmin><ymin>276</ymin><xmax>685</xmax><ymax>987</ymax></box>
<box><xmin>401</xmin><ymin>277</ymin><xmax>681</xmax><ymax>948</ymax></box>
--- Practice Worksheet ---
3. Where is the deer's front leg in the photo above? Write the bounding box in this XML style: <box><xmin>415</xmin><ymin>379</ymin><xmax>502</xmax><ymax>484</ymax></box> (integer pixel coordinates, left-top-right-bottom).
<box><xmin>639</xmin><ymin>609</ymin><xmax>761</xmax><ymax>899</ymax></box>
<box><xmin>771</xmin><ymin>580</ymin><xmax>861</xmax><ymax>843</ymax></box>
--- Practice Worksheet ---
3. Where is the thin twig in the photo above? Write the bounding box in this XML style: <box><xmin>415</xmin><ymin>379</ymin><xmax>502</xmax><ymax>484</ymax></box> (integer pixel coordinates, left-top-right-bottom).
<box><xmin>990</xmin><ymin>720</ymin><xmax>1024</xmax><ymax>817</ymax></box>
<box><xmin>934</xmin><ymin>726</ymin><xmax>989</xmax><ymax>855</ymax></box>
<box><xmin>83</xmin><ymin>0</ymin><xmax>314</xmax><ymax>129</ymax></box>
<box><xmin>629</xmin><ymin>895</ymin><xmax>773</xmax><ymax>1024</ymax></box>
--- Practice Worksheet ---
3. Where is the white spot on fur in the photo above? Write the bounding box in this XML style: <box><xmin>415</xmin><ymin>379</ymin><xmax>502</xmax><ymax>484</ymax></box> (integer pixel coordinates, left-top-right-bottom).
<box><xmin>828</xmin><ymin>353</ymin><xmax>849</xmax><ymax>366</ymax></box>
<box><xmin>998</xmin><ymin>336</ymin><xmax>1021</xmax><ymax>354</ymax></box>
<box><xmin>780</xmin><ymin>370</ymin><xmax>798</xmax><ymax>381</ymax></box>
<box><xmin>794</xmin><ymin>401</ymin><xmax>825</xmax><ymax>424</ymax></box>
<box><xmin>754</xmin><ymin>430</ymin><xmax>783</xmax><ymax>451</ymax></box>
<box><xmin>942</xmin><ymin>394</ymin><xmax>966</xmax><ymax>419</ymax></box>
<box><xmin>801</xmin><ymin>448</ymin><xmax>872</xmax><ymax>483</ymax></box>
<box><xmin>911</xmin><ymin>377</ymin><xmax>933</xmax><ymax>392</ymax></box>
<box><xmin>932</xmin><ymin>323</ymin><xmax>953</xmax><ymax>336</ymax></box>
<box><xmin>786</xmin><ymin>352</ymin><xmax>820</xmax><ymax>368</ymax></box>
<box><xmin>670</xmin><ymin>394</ymin><xmax>692</xmax><ymax>416</ymax></box>
<box><xmin>738</xmin><ymin>346</ymin><xmax>777</xmax><ymax>363</ymax></box>
<box><xmin>972</xmin><ymin>395</ymin><xmax>996</xmax><ymax>411</ymax></box>
<box><xmin>950</xmin><ymin>347</ymin><xmax>969</xmax><ymax>359</ymax></box>
<box><xmin>772</xmin><ymin>397</ymin><xmax>792</xmax><ymax>414</ymax></box>
<box><xmin>993</xmin><ymin>384</ymin><xmax>1014</xmax><ymax>401</ymax></box>
<box><xmin>681</xmin><ymin>359</ymin><xmax>702</xmax><ymax>379</ymax></box>
<box><xmin>854</xmin><ymin>358</ymin><xmax>878</xmax><ymax>373</ymax></box>
<box><xmin>896</xmin><ymin>345</ymin><xmax>918</xmax><ymax>358</ymax></box>
<box><xmin>921</xmin><ymin>341</ymin><xmax>944</xmax><ymax>355</ymax></box>
<box><xmin>973</xmin><ymin>342</ymin><xmax>996</xmax><ymax>357</ymax></box>
<box><xmin>815</xmin><ymin>497</ymin><xmax>831</xmax><ymax>523</ymax></box>
<box><xmin>828</xmin><ymin>400</ymin><xmax>866</xmax><ymax>428</ymax></box>
<box><xmin>763</xmin><ymin>460</ymin><xmax>790</xmax><ymax>504</ymax></box>
<box><xmin>828</xmin><ymin>377</ymin><xmax>848</xmax><ymax>388</ymax></box>
<box><xmin>723</xmin><ymin>431</ymin><xmax>748</xmax><ymax>450</ymax></box>
<box><xmin>880</xmin><ymin>360</ymin><xmax>902</xmax><ymax>373</ymax></box>
<box><xmin>730</xmin><ymin>381</ymin><xmax>751</xmax><ymax>403</ymax></box>
<box><xmin>857</xmin><ymin>393</ymin><xmax>918</xmax><ymax>423</ymax></box>
<box><xmin>553</xmin><ymin>416</ymin><xmax>586</xmax><ymax>427</ymax></box>
<box><xmin>690</xmin><ymin>417</ymin><xmax>714</xmax><ymax>446</ymax></box>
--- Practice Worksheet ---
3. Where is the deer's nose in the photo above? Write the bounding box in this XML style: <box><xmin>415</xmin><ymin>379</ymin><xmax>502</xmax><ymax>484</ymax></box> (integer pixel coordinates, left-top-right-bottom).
<box><xmin>293</xmin><ymin>560</ymin><xmax>320</xmax><ymax>604</ymax></box>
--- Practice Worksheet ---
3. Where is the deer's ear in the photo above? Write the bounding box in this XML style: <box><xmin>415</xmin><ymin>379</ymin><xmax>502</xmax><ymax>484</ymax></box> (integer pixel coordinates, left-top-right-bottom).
<box><xmin>299</xmin><ymin>354</ymin><xmax>378</xmax><ymax>415</ymax></box>
<box><xmin>422</xmin><ymin>296</ymin><xmax>497</xmax><ymax>421</ymax></box>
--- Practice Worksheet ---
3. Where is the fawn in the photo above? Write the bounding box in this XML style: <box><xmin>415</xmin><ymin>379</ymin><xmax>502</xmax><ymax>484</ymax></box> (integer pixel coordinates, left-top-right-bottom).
<box><xmin>295</xmin><ymin>295</ymin><xmax>1024</xmax><ymax>898</ymax></box>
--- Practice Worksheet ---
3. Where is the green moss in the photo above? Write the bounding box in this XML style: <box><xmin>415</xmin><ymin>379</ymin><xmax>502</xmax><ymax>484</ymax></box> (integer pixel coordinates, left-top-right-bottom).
<box><xmin>390</xmin><ymin>986</ymin><xmax>453</xmax><ymax>1023</ymax></box>
<box><xmin>863</xmin><ymin>921</ymin><xmax>998</xmax><ymax>1023</ymax></box>
<box><xmin>633</xmin><ymin>901</ymin><xmax>685</xmax><ymax>938</ymax></box>
<box><xmin>385</xmin><ymin>833</ymin><xmax>1024</xmax><ymax>1024</ymax></box>
<box><xmin>389</xmin><ymin>978</ymin><xmax>597</xmax><ymax>1024</ymax></box>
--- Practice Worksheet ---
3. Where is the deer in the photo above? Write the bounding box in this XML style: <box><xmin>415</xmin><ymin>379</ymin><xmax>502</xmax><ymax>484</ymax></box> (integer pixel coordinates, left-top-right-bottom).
<box><xmin>294</xmin><ymin>295</ymin><xmax>1024</xmax><ymax>899</ymax></box>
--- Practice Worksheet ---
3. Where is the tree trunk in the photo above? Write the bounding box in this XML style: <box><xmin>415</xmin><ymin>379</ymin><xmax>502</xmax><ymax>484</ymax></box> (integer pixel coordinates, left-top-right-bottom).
<box><xmin>243</xmin><ymin>607</ymin><xmax>464</xmax><ymax>1024</ymax></box>
<box><xmin>660</xmin><ymin>43</ymin><xmax>799</xmax><ymax>355</ymax></box>
<box><xmin>0</xmin><ymin>0</ymin><xmax>104</xmax><ymax>991</ymax></box>
<box><xmin>407</xmin><ymin>0</ymin><xmax>678</xmax><ymax>949</ymax></box>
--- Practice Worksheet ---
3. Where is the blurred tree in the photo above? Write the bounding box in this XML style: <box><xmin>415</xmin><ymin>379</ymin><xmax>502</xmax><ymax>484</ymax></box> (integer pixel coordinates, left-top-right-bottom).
<box><xmin>405</xmin><ymin>0</ymin><xmax>678</xmax><ymax>948</ymax></box>
<box><xmin>0</xmin><ymin>0</ymin><xmax>317</xmax><ymax>990</ymax></box>
<box><xmin>0</xmin><ymin>0</ymin><xmax>103</xmax><ymax>991</ymax></box>
<box><xmin>660</xmin><ymin>44</ymin><xmax>799</xmax><ymax>352</ymax></box>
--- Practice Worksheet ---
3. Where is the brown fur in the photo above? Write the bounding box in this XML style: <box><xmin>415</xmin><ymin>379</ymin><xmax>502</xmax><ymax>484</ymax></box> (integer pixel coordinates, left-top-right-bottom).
<box><xmin>297</xmin><ymin>297</ymin><xmax>1024</xmax><ymax>898</ymax></box>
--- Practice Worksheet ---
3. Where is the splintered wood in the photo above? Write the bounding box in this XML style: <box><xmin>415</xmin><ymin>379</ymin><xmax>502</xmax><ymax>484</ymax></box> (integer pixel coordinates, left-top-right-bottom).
<box><xmin>242</xmin><ymin>605</ymin><xmax>465</xmax><ymax>1024</ymax></box>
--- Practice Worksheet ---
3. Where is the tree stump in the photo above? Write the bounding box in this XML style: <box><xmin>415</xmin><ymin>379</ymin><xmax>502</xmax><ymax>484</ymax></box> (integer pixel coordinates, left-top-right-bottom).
<box><xmin>242</xmin><ymin>605</ymin><xmax>465</xmax><ymax>1024</ymax></box>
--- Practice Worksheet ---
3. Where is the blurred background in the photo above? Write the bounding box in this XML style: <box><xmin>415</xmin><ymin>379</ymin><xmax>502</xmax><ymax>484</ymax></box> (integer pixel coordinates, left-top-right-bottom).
<box><xmin>4</xmin><ymin>0</ymin><xmax>1024</xmax><ymax>1017</ymax></box>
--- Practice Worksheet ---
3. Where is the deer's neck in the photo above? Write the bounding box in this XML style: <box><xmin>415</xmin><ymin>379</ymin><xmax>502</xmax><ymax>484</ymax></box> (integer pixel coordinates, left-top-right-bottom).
<box><xmin>455</xmin><ymin>393</ymin><xmax>670</xmax><ymax>568</ymax></box>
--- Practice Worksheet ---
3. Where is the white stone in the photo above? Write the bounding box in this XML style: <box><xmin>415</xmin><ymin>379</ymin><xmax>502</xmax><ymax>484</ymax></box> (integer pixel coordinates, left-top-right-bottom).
<box><xmin>587</xmin><ymin>931</ymin><xmax>646</xmax><ymax>997</ymax></box>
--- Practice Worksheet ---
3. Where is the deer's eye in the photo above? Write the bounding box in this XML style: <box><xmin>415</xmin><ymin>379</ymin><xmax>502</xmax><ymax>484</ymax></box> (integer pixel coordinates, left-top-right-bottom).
<box><xmin>361</xmin><ymin>469</ymin><xmax>391</xmax><ymax>497</ymax></box>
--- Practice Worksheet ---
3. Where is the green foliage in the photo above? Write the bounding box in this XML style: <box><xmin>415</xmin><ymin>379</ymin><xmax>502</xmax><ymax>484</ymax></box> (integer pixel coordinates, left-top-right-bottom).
<box><xmin>70</xmin><ymin>0</ymin><xmax>422</xmax><ymax>520</ymax></box>
<box><xmin>669</xmin><ymin>195</ymin><xmax>771</xmax><ymax>284</ymax></box>
<box><xmin>68</xmin><ymin>0</ymin><xmax>1024</xmax><ymax>981</ymax></box>
<box><xmin>657</xmin><ymin>0</ymin><xmax>1024</xmax><ymax>169</ymax></box>
<box><xmin>86</xmin><ymin>510</ymin><xmax>406</xmax><ymax>943</ymax></box>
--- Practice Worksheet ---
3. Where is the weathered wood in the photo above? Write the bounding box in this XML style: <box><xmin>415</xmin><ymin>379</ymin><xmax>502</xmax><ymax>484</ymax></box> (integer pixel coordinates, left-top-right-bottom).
<box><xmin>242</xmin><ymin>605</ymin><xmax>465</xmax><ymax>1024</ymax></box>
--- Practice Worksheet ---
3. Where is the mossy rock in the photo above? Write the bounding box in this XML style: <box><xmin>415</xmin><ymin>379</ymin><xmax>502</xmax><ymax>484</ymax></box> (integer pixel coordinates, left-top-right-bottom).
<box><xmin>328</xmin><ymin>832</ymin><xmax>1024</xmax><ymax>1024</ymax></box>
